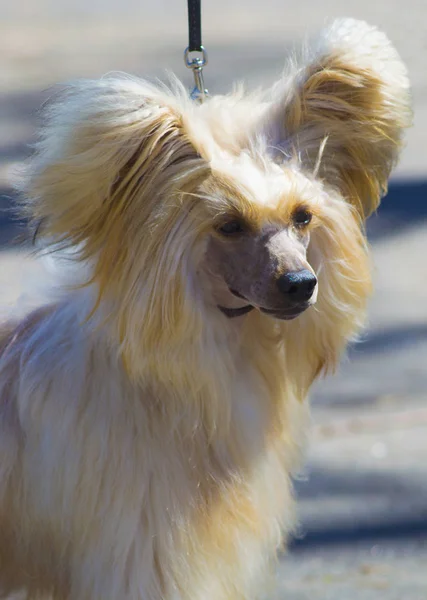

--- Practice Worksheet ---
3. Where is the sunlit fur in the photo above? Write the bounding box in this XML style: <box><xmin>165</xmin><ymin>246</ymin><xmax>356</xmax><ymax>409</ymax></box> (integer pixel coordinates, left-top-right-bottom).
<box><xmin>0</xmin><ymin>19</ymin><xmax>411</xmax><ymax>600</ymax></box>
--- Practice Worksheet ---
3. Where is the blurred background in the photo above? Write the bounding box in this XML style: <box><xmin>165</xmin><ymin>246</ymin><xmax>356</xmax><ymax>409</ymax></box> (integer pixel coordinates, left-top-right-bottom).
<box><xmin>1</xmin><ymin>0</ymin><xmax>426</xmax><ymax>597</ymax></box>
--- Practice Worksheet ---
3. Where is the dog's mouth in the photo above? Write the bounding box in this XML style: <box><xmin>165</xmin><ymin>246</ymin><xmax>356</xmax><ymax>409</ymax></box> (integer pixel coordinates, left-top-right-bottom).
<box><xmin>218</xmin><ymin>305</ymin><xmax>255</xmax><ymax>318</ymax></box>
<box><xmin>218</xmin><ymin>289</ymin><xmax>309</xmax><ymax>320</ymax></box>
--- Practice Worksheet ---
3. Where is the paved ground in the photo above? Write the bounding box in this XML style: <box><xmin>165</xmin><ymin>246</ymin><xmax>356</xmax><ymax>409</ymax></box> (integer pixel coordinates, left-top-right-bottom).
<box><xmin>1</xmin><ymin>0</ymin><xmax>427</xmax><ymax>597</ymax></box>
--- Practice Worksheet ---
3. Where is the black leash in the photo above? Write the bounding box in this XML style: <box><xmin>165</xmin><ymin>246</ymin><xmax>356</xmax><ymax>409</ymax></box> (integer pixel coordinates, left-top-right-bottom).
<box><xmin>184</xmin><ymin>0</ymin><xmax>208</xmax><ymax>102</ymax></box>
<box><xmin>187</xmin><ymin>0</ymin><xmax>202</xmax><ymax>52</ymax></box>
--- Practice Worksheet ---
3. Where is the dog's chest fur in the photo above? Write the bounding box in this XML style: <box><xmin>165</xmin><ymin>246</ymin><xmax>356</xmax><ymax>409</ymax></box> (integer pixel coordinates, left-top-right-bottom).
<box><xmin>119</xmin><ymin>362</ymin><xmax>306</xmax><ymax>600</ymax></box>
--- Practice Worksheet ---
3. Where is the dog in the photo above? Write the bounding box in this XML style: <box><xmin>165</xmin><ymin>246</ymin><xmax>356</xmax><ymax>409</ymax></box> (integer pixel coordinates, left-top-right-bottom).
<box><xmin>0</xmin><ymin>18</ymin><xmax>411</xmax><ymax>600</ymax></box>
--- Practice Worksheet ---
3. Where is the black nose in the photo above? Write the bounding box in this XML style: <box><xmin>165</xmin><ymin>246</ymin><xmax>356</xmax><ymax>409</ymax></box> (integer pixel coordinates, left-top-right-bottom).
<box><xmin>277</xmin><ymin>269</ymin><xmax>317</xmax><ymax>302</ymax></box>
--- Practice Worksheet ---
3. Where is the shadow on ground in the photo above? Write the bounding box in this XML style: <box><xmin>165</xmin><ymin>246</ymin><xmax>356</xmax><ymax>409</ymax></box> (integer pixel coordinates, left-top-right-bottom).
<box><xmin>290</xmin><ymin>518</ymin><xmax>427</xmax><ymax>551</ymax></box>
<box><xmin>367</xmin><ymin>179</ymin><xmax>427</xmax><ymax>240</ymax></box>
<box><xmin>348</xmin><ymin>322</ymin><xmax>427</xmax><ymax>357</ymax></box>
<box><xmin>0</xmin><ymin>188</ymin><xmax>27</xmax><ymax>246</ymax></box>
<box><xmin>289</xmin><ymin>465</ymin><xmax>427</xmax><ymax>551</ymax></box>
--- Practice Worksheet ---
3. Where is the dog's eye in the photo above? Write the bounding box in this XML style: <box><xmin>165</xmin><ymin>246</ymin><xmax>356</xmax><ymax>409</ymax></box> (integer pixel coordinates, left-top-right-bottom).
<box><xmin>217</xmin><ymin>220</ymin><xmax>245</xmax><ymax>236</ymax></box>
<box><xmin>293</xmin><ymin>208</ymin><xmax>312</xmax><ymax>227</ymax></box>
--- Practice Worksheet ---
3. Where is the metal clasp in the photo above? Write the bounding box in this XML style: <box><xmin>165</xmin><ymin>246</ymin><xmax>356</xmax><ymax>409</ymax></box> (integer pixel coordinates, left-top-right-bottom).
<box><xmin>184</xmin><ymin>46</ymin><xmax>208</xmax><ymax>103</ymax></box>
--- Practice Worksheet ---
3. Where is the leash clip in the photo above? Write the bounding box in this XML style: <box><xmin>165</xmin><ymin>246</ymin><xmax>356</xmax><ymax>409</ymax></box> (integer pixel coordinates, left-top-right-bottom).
<box><xmin>184</xmin><ymin>46</ymin><xmax>209</xmax><ymax>103</ymax></box>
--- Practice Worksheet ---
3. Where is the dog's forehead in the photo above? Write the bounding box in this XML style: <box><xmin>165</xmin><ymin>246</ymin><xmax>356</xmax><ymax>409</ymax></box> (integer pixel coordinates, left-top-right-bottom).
<box><xmin>208</xmin><ymin>152</ymin><xmax>320</xmax><ymax>211</ymax></box>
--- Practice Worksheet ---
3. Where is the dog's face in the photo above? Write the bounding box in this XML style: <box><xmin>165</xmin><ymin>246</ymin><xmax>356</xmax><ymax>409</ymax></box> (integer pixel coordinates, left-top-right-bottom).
<box><xmin>198</xmin><ymin>164</ymin><xmax>320</xmax><ymax>321</ymax></box>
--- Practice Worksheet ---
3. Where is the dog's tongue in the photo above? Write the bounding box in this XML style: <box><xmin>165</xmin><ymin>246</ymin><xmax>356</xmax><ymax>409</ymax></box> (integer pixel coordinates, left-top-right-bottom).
<box><xmin>218</xmin><ymin>305</ymin><xmax>254</xmax><ymax>318</ymax></box>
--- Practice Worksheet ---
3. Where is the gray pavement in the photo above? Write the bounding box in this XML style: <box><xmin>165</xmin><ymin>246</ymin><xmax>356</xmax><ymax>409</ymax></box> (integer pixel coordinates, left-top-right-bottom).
<box><xmin>1</xmin><ymin>1</ymin><xmax>427</xmax><ymax>597</ymax></box>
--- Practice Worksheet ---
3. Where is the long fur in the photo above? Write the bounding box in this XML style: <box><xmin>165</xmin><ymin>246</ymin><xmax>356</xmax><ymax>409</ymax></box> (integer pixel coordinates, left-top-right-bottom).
<box><xmin>0</xmin><ymin>19</ymin><xmax>411</xmax><ymax>600</ymax></box>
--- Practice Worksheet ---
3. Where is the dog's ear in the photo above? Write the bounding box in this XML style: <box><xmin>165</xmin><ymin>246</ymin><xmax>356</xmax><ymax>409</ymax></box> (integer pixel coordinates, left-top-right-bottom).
<box><xmin>19</xmin><ymin>77</ymin><xmax>209</xmax><ymax>259</ymax></box>
<box><xmin>263</xmin><ymin>19</ymin><xmax>412</xmax><ymax>218</ymax></box>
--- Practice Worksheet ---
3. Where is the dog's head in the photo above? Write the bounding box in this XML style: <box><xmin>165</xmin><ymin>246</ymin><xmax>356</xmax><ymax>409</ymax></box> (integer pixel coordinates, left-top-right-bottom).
<box><xmin>20</xmin><ymin>19</ymin><xmax>411</xmax><ymax>377</ymax></box>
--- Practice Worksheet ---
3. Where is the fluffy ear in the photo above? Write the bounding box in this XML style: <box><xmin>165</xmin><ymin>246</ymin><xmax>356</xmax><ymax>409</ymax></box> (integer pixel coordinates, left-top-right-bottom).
<box><xmin>264</xmin><ymin>19</ymin><xmax>412</xmax><ymax>218</ymax></box>
<box><xmin>18</xmin><ymin>76</ymin><xmax>209</xmax><ymax>266</ymax></box>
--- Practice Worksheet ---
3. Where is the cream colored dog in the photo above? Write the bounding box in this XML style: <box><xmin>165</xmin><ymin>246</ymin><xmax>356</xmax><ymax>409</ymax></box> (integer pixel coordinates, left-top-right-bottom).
<box><xmin>0</xmin><ymin>19</ymin><xmax>411</xmax><ymax>600</ymax></box>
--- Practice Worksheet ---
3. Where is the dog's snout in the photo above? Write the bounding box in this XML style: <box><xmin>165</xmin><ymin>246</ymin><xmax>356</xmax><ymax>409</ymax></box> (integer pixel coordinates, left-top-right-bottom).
<box><xmin>277</xmin><ymin>270</ymin><xmax>317</xmax><ymax>302</ymax></box>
